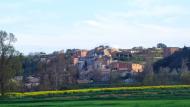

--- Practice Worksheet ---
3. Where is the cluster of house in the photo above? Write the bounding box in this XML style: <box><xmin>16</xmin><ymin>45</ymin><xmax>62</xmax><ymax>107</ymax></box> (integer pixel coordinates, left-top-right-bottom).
<box><xmin>21</xmin><ymin>46</ymin><xmax>181</xmax><ymax>88</ymax></box>
<box><xmin>70</xmin><ymin>46</ymin><xmax>181</xmax><ymax>83</ymax></box>
<box><xmin>72</xmin><ymin>46</ymin><xmax>144</xmax><ymax>72</ymax></box>
<box><xmin>69</xmin><ymin>46</ymin><xmax>144</xmax><ymax>82</ymax></box>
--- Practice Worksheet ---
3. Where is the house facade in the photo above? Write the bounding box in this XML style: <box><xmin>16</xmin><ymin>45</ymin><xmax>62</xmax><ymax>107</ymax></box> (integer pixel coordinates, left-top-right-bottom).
<box><xmin>163</xmin><ymin>47</ymin><xmax>180</xmax><ymax>57</ymax></box>
<box><xmin>111</xmin><ymin>61</ymin><xmax>143</xmax><ymax>72</ymax></box>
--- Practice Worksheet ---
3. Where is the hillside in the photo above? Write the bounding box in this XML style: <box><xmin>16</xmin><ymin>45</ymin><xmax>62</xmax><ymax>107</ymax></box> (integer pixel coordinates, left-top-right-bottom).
<box><xmin>154</xmin><ymin>47</ymin><xmax>190</xmax><ymax>72</ymax></box>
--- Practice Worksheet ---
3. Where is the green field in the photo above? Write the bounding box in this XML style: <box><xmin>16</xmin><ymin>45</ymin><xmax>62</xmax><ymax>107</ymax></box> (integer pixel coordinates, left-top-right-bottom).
<box><xmin>1</xmin><ymin>99</ymin><xmax>190</xmax><ymax>107</ymax></box>
<box><xmin>1</xmin><ymin>85</ymin><xmax>190</xmax><ymax>107</ymax></box>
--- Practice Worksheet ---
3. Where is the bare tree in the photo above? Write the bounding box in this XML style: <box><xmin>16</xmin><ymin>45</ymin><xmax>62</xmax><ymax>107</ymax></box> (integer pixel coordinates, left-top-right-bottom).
<box><xmin>38</xmin><ymin>53</ymin><xmax>78</xmax><ymax>90</ymax></box>
<box><xmin>142</xmin><ymin>59</ymin><xmax>155</xmax><ymax>85</ymax></box>
<box><xmin>0</xmin><ymin>30</ymin><xmax>22</xmax><ymax>96</ymax></box>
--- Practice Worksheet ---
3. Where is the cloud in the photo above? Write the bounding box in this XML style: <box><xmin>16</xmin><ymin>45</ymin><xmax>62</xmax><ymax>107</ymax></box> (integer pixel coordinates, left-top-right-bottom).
<box><xmin>2</xmin><ymin>0</ymin><xmax>190</xmax><ymax>54</ymax></box>
<box><xmin>84</xmin><ymin>20</ymin><xmax>102</xmax><ymax>27</ymax></box>
<box><xmin>68</xmin><ymin>0</ymin><xmax>190</xmax><ymax>49</ymax></box>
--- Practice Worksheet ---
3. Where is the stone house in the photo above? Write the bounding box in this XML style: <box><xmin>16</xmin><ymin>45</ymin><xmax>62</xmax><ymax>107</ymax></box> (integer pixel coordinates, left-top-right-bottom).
<box><xmin>163</xmin><ymin>47</ymin><xmax>180</xmax><ymax>57</ymax></box>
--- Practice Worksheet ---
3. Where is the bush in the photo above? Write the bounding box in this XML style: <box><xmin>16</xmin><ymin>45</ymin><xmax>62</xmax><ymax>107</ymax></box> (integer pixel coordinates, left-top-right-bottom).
<box><xmin>180</xmin><ymin>72</ymin><xmax>190</xmax><ymax>84</ymax></box>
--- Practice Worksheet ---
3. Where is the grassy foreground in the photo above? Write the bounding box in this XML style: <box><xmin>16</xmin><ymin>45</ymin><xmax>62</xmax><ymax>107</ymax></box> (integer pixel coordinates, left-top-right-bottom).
<box><xmin>1</xmin><ymin>85</ymin><xmax>190</xmax><ymax>107</ymax></box>
<box><xmin>1</xmin><ymin>99</ymin><xmax>190</xmax><ymax>107</ymax></box>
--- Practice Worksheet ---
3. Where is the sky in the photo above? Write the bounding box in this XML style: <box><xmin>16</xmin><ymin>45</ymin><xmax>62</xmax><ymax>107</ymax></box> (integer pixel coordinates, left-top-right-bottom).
<box><xmin>0</xmin><ymin>0</ymin><xmax>190</xmax><ymax>54</ymax></box>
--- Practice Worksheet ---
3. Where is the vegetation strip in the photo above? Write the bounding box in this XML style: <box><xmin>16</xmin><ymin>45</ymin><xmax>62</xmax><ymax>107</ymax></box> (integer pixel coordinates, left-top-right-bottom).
<box><xmin>6</xmin><ymin>85</ymin><xmax>190</xmax><ymax>98</ymax></box>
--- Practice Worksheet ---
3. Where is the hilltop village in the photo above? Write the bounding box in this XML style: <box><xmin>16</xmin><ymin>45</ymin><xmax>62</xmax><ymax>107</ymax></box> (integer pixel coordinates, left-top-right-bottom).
<box><xmin>21</xmin><ymin>44</ymin><xmax>182</xmax><ymax>91</ymax></box>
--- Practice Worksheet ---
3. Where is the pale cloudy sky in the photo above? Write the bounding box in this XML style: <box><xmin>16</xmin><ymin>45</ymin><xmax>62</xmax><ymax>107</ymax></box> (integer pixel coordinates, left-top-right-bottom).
<box><xmin>0</xmin><ymin>0</ymin><xmax>190</xmax><ymax>54</ymax></box>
